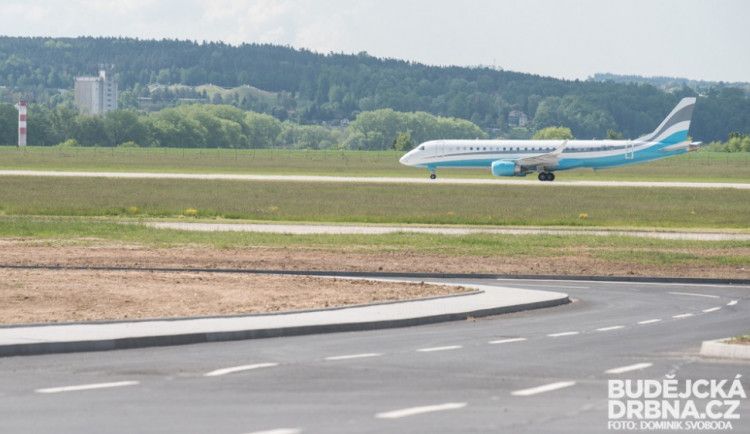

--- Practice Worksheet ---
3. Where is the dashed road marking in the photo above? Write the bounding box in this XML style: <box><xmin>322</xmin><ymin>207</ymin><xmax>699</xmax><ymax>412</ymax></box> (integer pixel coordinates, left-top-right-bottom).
<box><xmin>727</xmin><ymin>300</ymin><xmax>738</xmax><ymax>306</ymax></box>
<box><xmin>243</xmin><ymin>429</ymin><xmax>302</xmax><ymax>434</ymax></box>
<box><xmin>204</xmin><ymin>363</ymin><xmax>278</xmax><ymax>377</ymax></box>
<box><xmin>668</xmin><ymin>292</ymin><xmax>720</xmax><ymax>299</ymax></box>
<box><xmin>325</xmin><ymin>353</ymin><xmax>383</xmax><ymax>361</ymax></box>
<box><xmin>638</xmin><ymin>319</ymin><xmax>661</xmax><ymax>325</ymax></box>
<box><xmin>605</xmin><ymin>363</ymin><xmax>653</xmax><ymax>374</ymax></box>
<box><xmin>417</xmin><ymin>345</ymin><xmax>463</xmax><ymax>352</ymax></box>
<box><xmin>489</xmin><ymin>338</ymin><xmax>527</xmax><ymax>344</ymax></box>
<box><xmin>547</xmin><ymin>331</ymin><xmax>579</xmax><ymax>337</ymax></box>
<box><xmin>36</xmin><ymin>381</ymin><xmax>139</xmax><ymax>394</ymax></box>
<box><xmin>511</xmin><ymin>381</ymin><xmax>576</xmax><ymax>396</ymax></box>
<box><xmin>596</xmin><ymin>326</ymin><xmax>625</xmax><ymax>332</ymax></box>
<box><xmin>672</xmin><ymin>313</ymin><xmax>694</xmax><ymax>319</ymax></box>
<box><xmin>702</xmin><ymin>307</ymin><xmax>721</xmax><ymax>313</ymax></box>
<box><xmin>376</xmin><ymin>402</ymin><xmax>467</xmax><ymax>419</ymax></box>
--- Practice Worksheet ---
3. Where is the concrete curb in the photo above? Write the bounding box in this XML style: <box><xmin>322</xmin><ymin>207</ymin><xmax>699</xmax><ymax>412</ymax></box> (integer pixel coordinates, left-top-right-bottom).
<box><xmin>0</xmin><ymin>282</ymin><xmax>569</xmax><ymax>357</ymax></box>
<box><xmin>700</xmin><ymin>339</ymin><xmax>750</xmax><ymax>359</ymax></box>
<box><xmin>2</xmin><ymin>264</ymin><xmax>748</xmax><ymax>285</ymax></box>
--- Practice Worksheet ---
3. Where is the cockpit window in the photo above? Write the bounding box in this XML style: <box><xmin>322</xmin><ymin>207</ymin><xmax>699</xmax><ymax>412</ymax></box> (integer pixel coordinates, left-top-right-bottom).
<box><xmin>419</xmin><ymin>146</ymin><xmax>425</xmax><ymax>151</ymax></box>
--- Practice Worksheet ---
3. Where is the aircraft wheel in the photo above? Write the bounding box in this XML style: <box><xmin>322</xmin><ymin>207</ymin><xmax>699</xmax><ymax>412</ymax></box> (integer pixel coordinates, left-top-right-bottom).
<box><xmin>430</xmin><ymin>173</ymin><xmax>437</xmax><ymax>180</ymax></box>
<box><xmin>548</xmin><ymin>172</ymin><xmax>555</xmax><ymax>181</ymax></box>
<box><xmin>538</xmin><ymin>172</ymin><xmax>548</xmax><ymax>182</ymax></box>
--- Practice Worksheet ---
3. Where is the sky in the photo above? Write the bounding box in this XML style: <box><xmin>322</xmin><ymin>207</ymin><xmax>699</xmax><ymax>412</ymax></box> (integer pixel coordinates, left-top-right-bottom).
<box><xmin>1</xmin><ymin>0</ymin><xmax>749</xmax><ymax>83</ymax></box>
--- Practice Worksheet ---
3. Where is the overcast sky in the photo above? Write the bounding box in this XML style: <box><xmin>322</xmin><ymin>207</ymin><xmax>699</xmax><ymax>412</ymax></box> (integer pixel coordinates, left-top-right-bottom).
<box><xmin>1</xmin><ymin>0</ymin><xmax>748</xmax><ymax>83</ymax></box>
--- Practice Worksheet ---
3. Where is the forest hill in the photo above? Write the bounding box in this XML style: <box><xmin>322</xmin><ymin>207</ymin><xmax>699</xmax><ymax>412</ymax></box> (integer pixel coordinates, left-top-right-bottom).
<box><xmin>0</xmin><ymin>36</ymin><xmax>748</xmax><ymax>143</ymax></box>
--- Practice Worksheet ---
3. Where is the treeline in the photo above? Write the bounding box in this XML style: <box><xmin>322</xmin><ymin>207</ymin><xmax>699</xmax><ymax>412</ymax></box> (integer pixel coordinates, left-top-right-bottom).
<box><xmin>703</xmin><ymin>133</ymin><xmax>750</xmax><ymax>152</ymax></box>
<box><xmin>0</xmin><ymin>36</ymin><xmax>749</xmax><ymax>142</ymax></box>
<box><xmin>0</xmin><ymin>103</ymin><xmax>485</xmax><ymax>150</ymax></box>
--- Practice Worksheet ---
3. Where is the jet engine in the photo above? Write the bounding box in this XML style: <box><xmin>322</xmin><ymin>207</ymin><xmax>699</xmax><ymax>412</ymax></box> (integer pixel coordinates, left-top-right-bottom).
<box><xmin>491</xmin><ymin>160</ymin><xmax>525</xmax><ymax>177</ymax></box>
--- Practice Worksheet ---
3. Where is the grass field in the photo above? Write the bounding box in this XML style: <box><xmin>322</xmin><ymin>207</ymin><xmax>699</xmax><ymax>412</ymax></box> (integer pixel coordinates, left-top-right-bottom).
<box><xmin>2</xmin><ymin>146</ymin><xmax>750</xmax><ymax>182</ymax></box>
<box><xmin>1</xmin><ymin>147</ymin><xmax>748</xmax><ymax>278</ymax></box>
<box><xmin>1</xmin><ymin>217</ymin><xmax>747</xmax><ymax>269</ymax></box>
<box><xmin>1</xmin><ymin>176</ymin><xmax>748</xmax><ymax>228</ymax></box>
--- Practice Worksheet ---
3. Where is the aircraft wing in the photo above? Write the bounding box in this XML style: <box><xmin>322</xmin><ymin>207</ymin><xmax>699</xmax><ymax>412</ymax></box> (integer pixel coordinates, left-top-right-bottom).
<box><xmin>514</xmin><ymin>140</ymin><xmax>567</xmax><ymax>169</ymax></box>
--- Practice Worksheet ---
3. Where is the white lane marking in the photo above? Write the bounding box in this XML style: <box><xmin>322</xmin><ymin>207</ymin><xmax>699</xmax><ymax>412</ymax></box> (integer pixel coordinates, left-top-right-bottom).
<box><xmin>596</xmin><ymin>326</ymin><xmax>625</xmax><ymax>332</ymax></box>
<box><xmin>702</xmin><ymin>307</ymin><xmax>721</xmax><ymax>313</ymax></box>
<box><xmin>727</xmin><ymin>300</ymin><xmax>738</xmax><ymax>306</ymax></box>
<box><xmin>495</xmin><ymin>281</ymin><xmax>590</xmax><ymax>290</ymax></box>
<box><xmin>511</xmin><ymin>381</ymin><xmax>576</xmax><ymax>397</ymax></box>
<box><xmin>204</xmin><ymin>363</ymin><xmax>278</xmax><ymax>377</ymax></box>
<box><xmin>547</xmin><ymin>331</ymin><xmax>579</xmax><ymax>337</ymax></box>
<box><xmin>243</xmin><ymin>429</ymin><xmax>302</xmax><ymax>434</ymax></box>
<box><xmin>36</xmin><ymin>381</ymin><xmax>139</xmax><ymax>394</ymax></box>
<box><xmin>605</xmin><ymin>363</ymin><xmax>654</xmax><ymax>375</ymax></box>
<box><xmin>672</xmin><ymin>313</ymin><xmax>694</xmax><ymax>319</ymax></box>
<box><xmin>489</xmin><ymin>338</ymin><xmax>527</xmax><ymax>345</ymax></box>
<box><xmin>417</xmin><ymin>345</ymin><xmax>463</xmax><ymax>352</ymax></box>
<box><xmin>325</xmin><ymin>353</ymin><xmax>382</xmax><ymax>361</ymax></box>
<box><xmin>638</xmin><ymin>319</ymin><xmax>661</xmax><ymax>325</ymax></box>
<box><xmin>376</xmin><ymin>402</ymin><xmax>467</xmax><ymax>419</ymax></box>
<box><xmin>668</xmin><ymin>292</ymin><xmax>720</xmax><ymax>299</ymax></box>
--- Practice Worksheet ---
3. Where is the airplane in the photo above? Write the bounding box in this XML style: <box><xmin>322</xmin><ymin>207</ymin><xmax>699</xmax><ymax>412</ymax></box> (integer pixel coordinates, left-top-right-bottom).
<box><xmin>399</xmin><ymin>97</ymin><xmax>699</xmax><ymax>181</ymax></box>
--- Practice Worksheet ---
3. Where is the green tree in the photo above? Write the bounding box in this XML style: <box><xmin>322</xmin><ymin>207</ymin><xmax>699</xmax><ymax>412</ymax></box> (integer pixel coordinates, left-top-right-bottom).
<box><xmin>532</xmin><ymin>126</ymin><xmax>574</xmax><ymax>140</ymax></box>
<box><xmin>0</xmin><ymin>104</ymin><xmax>17</xmax><ymax>145</ymax></box>
<box><xmin>104</xmin><ymin>110</ymin><xmax>147</xmax><ymax>146</ymax></box>
<box><xmin>393</xmin><ymin>131</ymin><xmax>413</xmax><ymax>151</ymax></box>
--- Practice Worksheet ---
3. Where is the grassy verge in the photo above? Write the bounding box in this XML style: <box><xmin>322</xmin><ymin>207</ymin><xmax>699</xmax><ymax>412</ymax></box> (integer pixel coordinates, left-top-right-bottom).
<box><xmin>1</xmin><ymin>146</ymin><xmax>750</xmax><ymax>182</ymax></box>
<box><xmin>1</xmin><ymin>176</ymin><xmax>748</xmax><ymax>228</ymax></box>
<box><xmin>1</xmin><ymin>217</ymin><xmax>748</xmax><ymax>270</ymax></box>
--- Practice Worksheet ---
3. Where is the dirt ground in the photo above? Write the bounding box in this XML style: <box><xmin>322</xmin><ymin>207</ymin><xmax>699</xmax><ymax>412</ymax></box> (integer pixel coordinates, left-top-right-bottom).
<box><xmin>1</xmin><ymin>239</ymin><xmax>748</xmax><ymax>324</ymax></box>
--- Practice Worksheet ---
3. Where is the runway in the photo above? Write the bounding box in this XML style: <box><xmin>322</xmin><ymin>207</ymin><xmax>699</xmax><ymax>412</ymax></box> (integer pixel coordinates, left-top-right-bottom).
<box><xmin>2</xmin><ymin>278</ymin><xmax>748</xmax><ymax>433</ymax></box>
<box><xmin>1</xmin><ymin>169</ymin><xmax>749</xmax><ymax>189</ymax></box>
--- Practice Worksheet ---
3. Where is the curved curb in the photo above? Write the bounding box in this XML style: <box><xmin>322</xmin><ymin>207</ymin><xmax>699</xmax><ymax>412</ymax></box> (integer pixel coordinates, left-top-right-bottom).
<box><xmin>700</xmin><ymin>339</ymin><xmax>750</xmax><ymax>359</ymax></box>
<box><xmin>0</xmin><ymin>282</ymin><xmax>569</xmax><ymax>357</ymax></box>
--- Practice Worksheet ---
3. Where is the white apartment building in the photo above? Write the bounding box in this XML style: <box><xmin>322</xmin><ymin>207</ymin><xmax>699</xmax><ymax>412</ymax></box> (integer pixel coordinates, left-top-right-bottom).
<box><xmin>74</xmin><ymin>67</ymin><xmax>118</xmax><ymax>115</ymax></box>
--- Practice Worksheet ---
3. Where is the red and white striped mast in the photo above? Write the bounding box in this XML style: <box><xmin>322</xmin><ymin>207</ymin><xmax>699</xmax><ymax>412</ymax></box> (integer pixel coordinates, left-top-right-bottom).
<box><xmin>16</xmin><ymin>101</ymin><xmax>27</xmax><ymax>147</ymax></box>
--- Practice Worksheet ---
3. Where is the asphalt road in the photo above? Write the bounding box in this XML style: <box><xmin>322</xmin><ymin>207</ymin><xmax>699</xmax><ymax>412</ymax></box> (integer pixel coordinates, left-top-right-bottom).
<box><xmin>1</xmin><ymin>278</ymin><xmax>748</xmax><ymax>433</ymax></box>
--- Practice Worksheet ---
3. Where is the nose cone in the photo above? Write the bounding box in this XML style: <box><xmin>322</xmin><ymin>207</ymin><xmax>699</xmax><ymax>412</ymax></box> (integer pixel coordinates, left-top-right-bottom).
<box><xmin>399</xmin><ymin>152</ymin><xmax>411</xmax><ymax>165</ymax></box>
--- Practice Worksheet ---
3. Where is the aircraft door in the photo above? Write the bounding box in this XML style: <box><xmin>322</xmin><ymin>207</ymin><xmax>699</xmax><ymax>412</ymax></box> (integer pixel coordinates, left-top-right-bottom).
<box><xmin>435</xmin><ymin>140</ymin><xmax>445</xmax><ymax>157</ymax></box>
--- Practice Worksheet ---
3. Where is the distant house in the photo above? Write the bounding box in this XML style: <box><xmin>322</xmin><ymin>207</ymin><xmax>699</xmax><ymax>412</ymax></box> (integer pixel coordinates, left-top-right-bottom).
<box><xmin>74</xmin><ymin>66</ymin><xmax>118</xmax><ymax>115</ymax></box>
<box><xmin>508</xmin><ymin>110</ymin><xmax>529</xmax><ymax>128</ymax></box>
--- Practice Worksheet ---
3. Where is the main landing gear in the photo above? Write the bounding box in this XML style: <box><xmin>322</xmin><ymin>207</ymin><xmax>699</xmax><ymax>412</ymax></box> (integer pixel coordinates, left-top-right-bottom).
<box><xmin>538</xmin><ymin>172</ymin><xmax>555</xmax><ymax>182</ymax></box>
<box><xmin>429</xmin><ymin>168</ymin><xmax>437</xmax><ymax>179</ymax></box>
